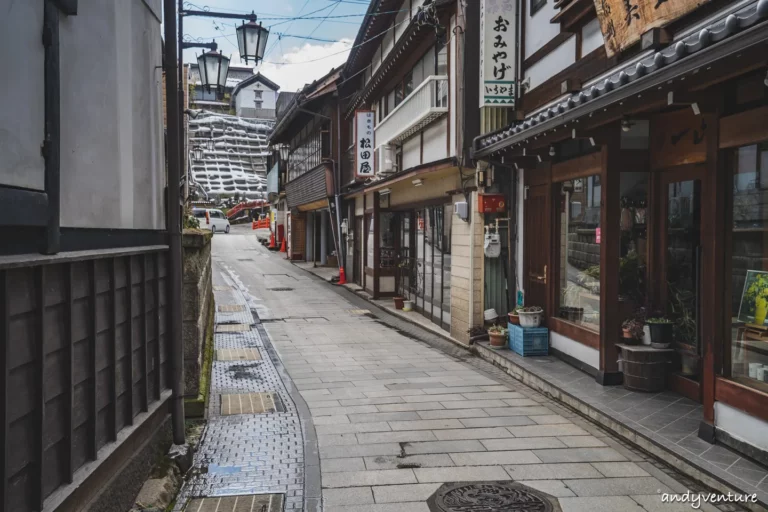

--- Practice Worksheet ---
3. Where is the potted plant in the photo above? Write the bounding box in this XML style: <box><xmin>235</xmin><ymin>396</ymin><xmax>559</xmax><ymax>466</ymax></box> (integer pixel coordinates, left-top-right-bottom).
<box><xmin>403</xmin><ymin>299</ymin><xmax>414</xmax><ymax>312</ymax></box>
<box><xmin>508</xmin><ymin>308</ymin><xmax>520</xmax><ymax>325</ymax></box>
<box><xmin>621</xmin><ymin>318</ymin><xmax>644</xmax><ymax>344</ymax></box>
<box><xmin>488</xmin><ymin>325</ymin><xmax>508</xmax><ymax>348</ymax></box>
<box><xmin>518</xmin><ymin>306</ymin><xmax>543</xmax><ymax>328</ymax></box>
<box><xmin>393</xmin><ymin>296</ymin><xmax>405</xmax><ymax>310</ymax></box>
<box><xmin>646</xmin><ymin>317</ymin><xmax>674</xmax><ymax>347</ymax></box>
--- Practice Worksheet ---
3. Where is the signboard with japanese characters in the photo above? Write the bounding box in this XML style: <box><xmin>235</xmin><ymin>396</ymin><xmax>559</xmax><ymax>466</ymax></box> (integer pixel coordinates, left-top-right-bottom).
<box><xmin>480</xmin><ymin>0</ymin><xmax>517</xmax><ymax>108</ymax></box>
<box><xmin>354</xmin><ymin>110</ymin><xmax>375</xmax><ymax>178</ymax></box>
<box><xmin>594</xmin><ymin>0</ymin><xmax>710</xmax><ymax>57</ymax></box>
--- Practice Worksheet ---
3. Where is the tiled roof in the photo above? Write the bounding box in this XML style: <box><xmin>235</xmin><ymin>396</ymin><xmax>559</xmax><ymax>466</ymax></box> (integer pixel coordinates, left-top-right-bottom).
<box><xmin>188</xmin><ymin>112</ymin><xmax>275</xmax><ymax>199</ymax></box>
<box><xmin>474</xmin><ymin>0</ymin><xmax>768</xmax><ymax>156</ymax></box>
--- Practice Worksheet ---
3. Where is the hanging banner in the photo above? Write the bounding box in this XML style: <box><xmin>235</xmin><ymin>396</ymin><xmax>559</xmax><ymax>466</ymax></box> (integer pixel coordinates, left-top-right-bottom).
<box><xmin>594</xmin><ymin>0</ymin><xmax>710</xmax><ymax>57</ymax></box>
<box><xmin>480</xmin><ymin>0</ymin><xmax>517</xmax><ymax>108</ymax></box>
<box><xmin>354</xmin><ymin>110</ymin><xmax>375</xmax><ymax>178</ymax></box>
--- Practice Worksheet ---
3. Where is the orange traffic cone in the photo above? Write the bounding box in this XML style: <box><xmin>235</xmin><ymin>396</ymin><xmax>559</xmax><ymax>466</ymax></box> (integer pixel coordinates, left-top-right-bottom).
<box><xmin>279</xmin><ymin>237</ymin><xmax>287</xmax><ymax>253</ymax></box>
<box><xmin>268</xmin><ymin>232</ymin><xmax>276</xmax><ymax>249</ymax></box>
<box><xmin>338</xmin><ymin>266</ymin><xmax>347</xmax><ymax>285</ymax></box>
<box><xmin>252</xmin><ymin>220</ymin><xmax>257</xmax><ymax>230</ymax></box>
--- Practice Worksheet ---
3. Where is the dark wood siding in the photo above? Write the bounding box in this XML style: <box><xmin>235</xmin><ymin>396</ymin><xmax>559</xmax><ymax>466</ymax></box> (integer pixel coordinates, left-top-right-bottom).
<box><xmin>286</xmin><ymin>164</ymin><xmax>332</xmax><ymax>209</ymax></box>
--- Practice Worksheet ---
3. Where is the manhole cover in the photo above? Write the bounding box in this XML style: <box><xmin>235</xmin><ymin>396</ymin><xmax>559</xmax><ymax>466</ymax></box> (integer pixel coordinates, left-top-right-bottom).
<box><xmin>267</xmin><ymin>287</ymin><xmax>294</xmax><ymax>291</ymax></box>
<box><xmin>220</xmin><ymin>392</ymin><xmax>284</xmax><ymax>415</ymax></box>
<box><xmin>218</xmin><ymin>304</ymin><xmax>246</xmax><ymax>312</ymax></box>
<box><xmin>428</xmin><ymin>481</ymin><xmax>561</xmax><ymax>512</ymax></box>
<box><xmin>186</xmin><ymin>493</ymin><xmax>284</xmax><ymax>511</ymax></box>
<box><xmin>217</xmin><ymin>348</ymin><xmax>261</xmax><ymax>361</ymax></box>
<box><xmin>216</xmin><ymin>324</ymin><xmax>251</xmax><ymax>333</ymax></box>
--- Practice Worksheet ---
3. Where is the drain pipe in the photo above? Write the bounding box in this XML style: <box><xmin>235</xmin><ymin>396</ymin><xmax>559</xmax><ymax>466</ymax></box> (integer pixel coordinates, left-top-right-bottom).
<box><xmin>163</xmin><ymin>0</ymin><xmax>186</xmax><ymax>445</ymax></box>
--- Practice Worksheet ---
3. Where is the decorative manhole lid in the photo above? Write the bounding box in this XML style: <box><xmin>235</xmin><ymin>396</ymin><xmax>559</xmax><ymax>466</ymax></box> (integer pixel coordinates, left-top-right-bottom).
<box><xmin>428</xmin><ymin>481</ymin><xmax>561</xmax><ymax>512</ymax></box>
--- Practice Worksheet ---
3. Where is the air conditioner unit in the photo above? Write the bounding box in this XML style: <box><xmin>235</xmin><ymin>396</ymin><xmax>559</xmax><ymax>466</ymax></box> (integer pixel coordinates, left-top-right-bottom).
<box><xmin>378</xmin><ymin>145</ymin><xmax>394</xmax><ymax>175</ymax></box>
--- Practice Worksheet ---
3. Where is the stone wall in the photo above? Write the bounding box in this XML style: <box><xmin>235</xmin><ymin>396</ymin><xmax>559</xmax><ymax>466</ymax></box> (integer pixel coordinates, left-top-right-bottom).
<box><xmin>182</xmin><ymin>230</ymin><xmax>214</xmax><ymax>396</ymax></box>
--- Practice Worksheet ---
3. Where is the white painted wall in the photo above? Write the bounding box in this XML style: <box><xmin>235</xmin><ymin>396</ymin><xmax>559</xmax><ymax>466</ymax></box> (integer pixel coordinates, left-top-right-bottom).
<box><xmin>1</xmin><ymin>1</ymin><xmax>46</xmax><ymax>190</ymax></box>
<box><xmin>581</xmin><ymin>18</ymin><xmax>604</xmax><ymax>56</ymax></box>
<box><xmin>550</xmin><ymin>331</ymin><xmax>600</xmax><ymax>370</ymax></box>
<box><xmin>525</xmin><ymin>0</ymin><xmax>561</xmax><ymax>59</ymax></box>
<box><xmin>58</xmin><ymin>0</ymin><xmax>165</xmax><ymax>229</ymax></box>
<box><xmin>524</xmin><ymin>35</ymin><xmax>576</xmax><ymax>91</ymax></box>
<box><xmin>235</xmin><ymin>80</ymin><xmax>278</xmax><ymax>115</ymax></box>
<box><xmin>449</xmin><ymin>15</ymin><xmax>457</xmax><ymax>158</ymax></box>
<box><xmin>403</xmin><ymin>135</ymin><xmax>421</xmax><ymax>170</ymax></box>
<box><xmin>714</xmin><ymin>402</ymin><xmax>768</xmax><ymax>453</ymax></box>
<box><xmin>422</xmin><ymin>118</ymin><xmax>448</xmax><ymax>163</ymax></box>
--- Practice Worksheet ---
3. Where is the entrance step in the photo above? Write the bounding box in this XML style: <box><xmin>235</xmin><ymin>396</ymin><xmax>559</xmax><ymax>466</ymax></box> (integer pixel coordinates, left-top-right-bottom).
<box><xmin>186</xmin><ymin>494</ymin><xmax>284</xmax><ymax>511</ymax></box>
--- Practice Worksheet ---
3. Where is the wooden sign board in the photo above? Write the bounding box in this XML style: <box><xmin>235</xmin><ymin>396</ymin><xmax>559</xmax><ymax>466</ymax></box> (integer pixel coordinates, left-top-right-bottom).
<box><xmin>593</xmin><ymin>0</ymin><xmax>710</xmax><ymax>57</ymax></box>
<box><xmin>650</xmin><ymin>109</ymin><xmax>708</xmax><ymax>169</ymax></box>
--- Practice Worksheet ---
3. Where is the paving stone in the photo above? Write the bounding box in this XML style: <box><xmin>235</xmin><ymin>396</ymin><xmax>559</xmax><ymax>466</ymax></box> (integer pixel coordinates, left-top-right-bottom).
<box><xmin>563</xmin><ymin>477</ymin><xmax>671</xmax><ymax>496</ymax></box>
<box><xmin>363</xmin><ymin>454</ymin><xmax>455</xmax><ymax>470</ymax></box>
<box><xmin>312</xmin><ymin>405</ymin><xmax>380</xmax><ymax>416</ymax></box>
<box><xmin>519</xmin><ymin>479</ymin><xmax>577</xmax><ymax>497</ymax></box>
<box><xmin>371</xmin><ymin>483</ymin><xmax>443</xmax><ymax>503</ymax></box>
<box><xmin>386</xmin><ymin>383</ymin><xmax>447</xmax><ymax>390</ymax></box>
<box><xmin>375</xmin><ymin>402</ymin><xmax>447</xmax><ymax>412</ymax></box>
<box><xmin>404</xmin><ymin>440</ymin><xmax>486</xmax><ymax>455</ymax></box>
<box><xmin>481</xmin><ymin>437</ymin><xmax>567</xmax><ymax>451</ymax></box>
<box><xmin>318</xmin><ymin>433</ymin><xmax>360</xmax><ymax>446</ymax></box>
<box><xmin>388</xmin><ymin>419</ymin><xmax>464</xmax><ymax>431</ymax></box>
<box><xmin>348</xmin><ymin>412</ymin><xmax>422</xmax><ymax>423</ymax></box>
<box><xmin>413</xmin><ymin>465</ymin><xmax>511</xmax><ymax>483</ymax></box>
<box><xmin>460</xmin><ymin>392</ymin><xmax>526</xmax><ymax>400</ymax></box>
<box><xmin>557</xmin><ymin>496</ymin><xmax>639</xmax><ymax>512</ymax></box>
<box><xmin>560</xmin><ymin>436</ymin><xmax>608</xmax><ymax>448</ymax></box>
<box><xmin>433</xmin><ymin>427</ymin><xmax>515</xmax><ymax>441</ymax></box>
<box><xmin>417</xmin><ymin>409</ymin><xmax>490</xmax><ymax>420</ymax></box>
<box><xmin>533</xmin><ymin>447</ymin><xmax>628</xmax><ymax>463</ymax></box>
<box><xmin>440</xmin><ymin>399</ymin><xmax>509</xmax><ymax>409</ymax></box>
<box><xmin>357</xmin><ymin>430</ymin><xmax>438</xmax><ymax>444</ymax></box>
<box><xmin>506</xmin><ymin>424</ymin><xmax>590</xmax><ymax>437</ymax></box>
<box><xmin>364</xmin><ymin>389</ymin><xmax>427</xmax><ymax>398</ymax></box>
<box><xmin>329</xmin><ymin>503</ymin><xmax>430</xmax><ymax>512</ymax></box>
<box><xmin>591</xmin><ymin>462</ymin><xmax>651</xmax><ymax>477</ymax></box>
<box><xmin>216</xmin><ymin>348</ymin><xmax>262</xmax><ymax>361</ymax></box>
<box><xmin>533</xmin><ymin>414</ymin><xmax>571</xmax><ymax>424</ymax></box>
<box><xmin>322</xmin><ymin>487</ymin><xmax>374</xmax><ymax>506</ymax></box>
<box><xmin>448</xmin><ymin>450</ymin><xmax>542</xmax><ymax>466</ymax></box>
<box><xmin>483</xmin><ymin>406</ymin><xmax>555</xmax><ymax>416</ymax></box>
<box><xmin>316</xmin><ymin>422</ymin><xmax>391</xmax><ymax>435</ymax></box>
<box><xmin>402</xmin><ymin>394</ymin><xmax>468</xmax><ymax>403</ymax></box>
<box><xmin>323</xmin><ymin>469</ymin><xmax>417</xmax><ymax>487</ymax></box>
<box><xmin>216</xmin><ymin>323</ymin><xmax>251</xmax><ymax>332</ymax></box>
<box><xmin>307</xmin><ymin>400</ymin><xmax>343</xmax><ymax>409</ymax></box>
<box><xmin>630</xmin><ymin>494</ymin><xmax>720</xmax><ymax>512</ymax></box>
<box><xmin>504</xmin><ymin>463</ymin><xmax>604</xmax><ymax>479</ymax></box>
<box><xmin>459</xmin><ymin>416</ymin><xmax>537</xmax><ymax>428</ymax></box>
<box><xmin>320</xmin><ymin>443</ymin><xmax>402</xmax><ymax>459</ymax></box>
<box><xmin>338</xmin><ymin>397</ymin><xmax>407</xmax><ymax>406</ymax></box>
<box><xmin>220</xmin><ymin>392</ymin><xmax>281</xmax><ymax>415</ymax></box>
<box><xmin>321</xmin><ymin>458</ymin><xmax>366</xmax><ymax>473</ymax></box>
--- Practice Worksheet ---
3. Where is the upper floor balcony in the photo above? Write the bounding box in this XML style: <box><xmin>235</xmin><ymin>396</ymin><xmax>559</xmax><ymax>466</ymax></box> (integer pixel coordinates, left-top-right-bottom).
<box><xmin>374</xmin><ymin>75</ymin><xmax>448</xmax><ymax>148</ymax></box>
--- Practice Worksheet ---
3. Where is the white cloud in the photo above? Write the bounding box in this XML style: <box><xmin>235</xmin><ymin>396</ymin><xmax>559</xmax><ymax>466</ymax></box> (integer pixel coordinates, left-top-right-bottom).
<box><xmin>231</xmin><ymin>39</ymin><xmax>353</xmax><ymax>93</ymax></box>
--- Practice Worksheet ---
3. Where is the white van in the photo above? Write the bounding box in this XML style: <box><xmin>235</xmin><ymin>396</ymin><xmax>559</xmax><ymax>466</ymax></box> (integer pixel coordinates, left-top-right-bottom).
<box><xmin>193</xmin><ymin>208</ymin><xmax>230</xmax><ymax>234</ymax></box>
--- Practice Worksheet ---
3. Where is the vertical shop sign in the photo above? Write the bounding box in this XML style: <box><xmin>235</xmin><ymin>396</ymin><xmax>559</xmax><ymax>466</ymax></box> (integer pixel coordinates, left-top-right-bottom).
<box><xmin>480</xmin><ymin>0</ymin><xmax>517</xmax><ymax>107</ymax></box>
<box><xmin>355</xmin><ymin>110</ymin><xmax>375</xmax><ymax>178</ymax></box>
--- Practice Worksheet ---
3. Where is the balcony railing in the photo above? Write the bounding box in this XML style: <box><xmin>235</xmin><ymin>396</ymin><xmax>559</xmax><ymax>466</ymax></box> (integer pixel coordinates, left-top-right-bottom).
<box><xmin>375</xmin><ymin>75</ymin><xmax>448</xmax><ymax>147</ymax></box>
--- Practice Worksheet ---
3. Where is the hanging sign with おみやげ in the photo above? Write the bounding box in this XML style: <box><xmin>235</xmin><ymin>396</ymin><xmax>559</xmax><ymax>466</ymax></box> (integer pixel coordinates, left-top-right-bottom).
<box><xmin>480</xmin><ymin>0</ymin><xmax>517</xmax><ymax>108</ymax></box>
<box><xmin>355</xmin><ymin>110</ymin><xmax>375</xmax><ymax>178</ymax></box>
<box><xmin>594</xmin><ymin>0</ymin><xmax>710</xmax><ymax>57</ymax></box>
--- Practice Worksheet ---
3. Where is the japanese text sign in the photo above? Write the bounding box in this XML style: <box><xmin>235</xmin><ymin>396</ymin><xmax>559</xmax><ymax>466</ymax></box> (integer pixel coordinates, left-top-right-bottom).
<box><xmin>480</xmin><ymin>0</ymin><xmax>517</xmax><ymax>108</ymax></box>
<box><xmin>355</xmin><ymin>110</ymin><xmax>375</xmax><ymax>178</ymax></box>
<box><xmin>594</xmin><ymin>0</ymin><xmax>710</xmax><ymax>57</ymax></box>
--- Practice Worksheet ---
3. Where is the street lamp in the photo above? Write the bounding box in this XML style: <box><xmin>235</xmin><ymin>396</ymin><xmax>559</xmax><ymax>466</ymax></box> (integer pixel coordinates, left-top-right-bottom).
<box><xmin>197</xmin><ymin>48</ymin><xmax>230</xmax><ymax>93</ymax></box>
<box><xmin>278</xmin><ymin>143</ymin><xmax>291</xmax><ymax>162</ymax></box>
<box><xmin>193</xmin><ymin>146</ymin><xmax>203</xmax><ymax>160</ymax></box>
<box><xmin>236</xmin><ymin>11</ymin><xmax>270</xmax><ymax>65</ymax></box>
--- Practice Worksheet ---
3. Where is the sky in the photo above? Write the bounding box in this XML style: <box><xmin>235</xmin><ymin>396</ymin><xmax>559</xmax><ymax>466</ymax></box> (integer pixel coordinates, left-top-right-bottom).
<box><xmin>180</xmin><ymin>0</ymin><xmax>370</xmax><ymax>92</ymax></box>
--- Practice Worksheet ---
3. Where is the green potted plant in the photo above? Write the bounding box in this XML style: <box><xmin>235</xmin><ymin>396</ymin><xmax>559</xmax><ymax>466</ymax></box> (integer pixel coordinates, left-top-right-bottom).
<box><xmin>488</xmin><ymin>325</ymin><xmax>508</xmax><ymax>348</ymax></box>
<box><xmin>621</xmin><ymin>318</ymin><xmax>644</xmax><ymax>344</ymax></box>
<box><xmin>518</xmin><ymin>306</ymin><xmax>543</xmax><ymax>328</ymax></box>
<box><xmin>646</xmin><ymin>317</ymin><xmax>674</xmax><ymax>347</ymax></box>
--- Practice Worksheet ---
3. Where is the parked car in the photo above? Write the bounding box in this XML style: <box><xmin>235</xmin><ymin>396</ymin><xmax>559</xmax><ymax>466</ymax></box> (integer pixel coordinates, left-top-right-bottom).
<box><xmin>193</xmin><ymin>208</ymin><xmax>230</xmax><ymax>234</ymax></box>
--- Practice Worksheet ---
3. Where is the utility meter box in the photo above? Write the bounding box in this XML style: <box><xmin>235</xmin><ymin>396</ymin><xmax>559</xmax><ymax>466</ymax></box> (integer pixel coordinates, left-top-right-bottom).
<box><xmin>478</xmin><ymin>193</ymin><xmax>506</xmax><ymax>213</ymax></box>
<box><xmin>454</xmin><ymin>201</ymin><xmax>468</xmax><ymax>221</ymax></box>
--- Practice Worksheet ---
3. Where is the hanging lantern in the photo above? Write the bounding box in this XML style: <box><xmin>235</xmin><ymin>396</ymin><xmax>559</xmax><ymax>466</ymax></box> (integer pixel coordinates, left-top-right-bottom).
<box><xmin>197</xmin><ymin>48</ymin><xmax>230</xmax><ymax>93</ymax></box>
<box><xmin>278</xmin><ymin>143</ymin><xmax>291</xmax><ymax>162</ymax></box>
<box><xmin>206</xmin><ymin>135</ymin><xmax>215</xmax><ymax>151</ymax></box>
<box><xmin>193</xmin><ymin>146</ymin><xmax>203</xmax><ymax>160</ymax></box>
<box><xmin>236</xmin><ymin>11</ymin><xmax>270</xmax><ymax>65</ymax></box>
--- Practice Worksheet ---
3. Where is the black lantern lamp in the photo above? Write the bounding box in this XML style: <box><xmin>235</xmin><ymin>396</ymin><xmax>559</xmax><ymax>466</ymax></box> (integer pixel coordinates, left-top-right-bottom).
<box><xmin>236</xmin><ymin>11</ymin><xmax>270</xmax><ymax>65</ymax></box>
<box><xmin>197</xmin><ymin>44</ymin><xmax>230</xmax><ymax>93</ymax></box>
<box><xmin>206</xmin><ymin>130</ymin><xmax>215</xmax><ymax>151</ymax></box>
<box><xmin>278</xmin><ymin>143</ymin><xmax>291</xmax><ymax>162</ymax></box>
<box><xmin>192</xmin><ymin>146</ymin><xmax>204</xmax><ymax>160</ymax></box>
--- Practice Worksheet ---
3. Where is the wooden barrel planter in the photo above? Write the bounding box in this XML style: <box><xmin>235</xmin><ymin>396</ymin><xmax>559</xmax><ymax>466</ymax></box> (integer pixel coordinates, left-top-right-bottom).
<box><xmin>616</xmin><ymin>344</ymin><xmax>674</xmax><ymax>393</ymax></box>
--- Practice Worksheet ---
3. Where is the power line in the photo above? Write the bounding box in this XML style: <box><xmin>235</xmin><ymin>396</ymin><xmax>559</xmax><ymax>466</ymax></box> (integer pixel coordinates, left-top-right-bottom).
<box><xmin>304</xmin><ymin>0</ymin><xmax>343</xmax><ymax>42</ymax></box>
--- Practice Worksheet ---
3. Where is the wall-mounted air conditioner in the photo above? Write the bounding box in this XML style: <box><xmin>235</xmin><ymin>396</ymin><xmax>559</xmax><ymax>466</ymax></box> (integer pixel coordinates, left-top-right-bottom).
<box><xmin>378</xmin><ymin>145</ymin><xmax>394</xmax><ymax>175</ymax></box>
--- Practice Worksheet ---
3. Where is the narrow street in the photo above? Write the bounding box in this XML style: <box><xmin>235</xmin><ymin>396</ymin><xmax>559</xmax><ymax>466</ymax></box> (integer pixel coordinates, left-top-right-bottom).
<box><xmin>177</xmin><ymin>224</ymin><xmax>738</xmax><ymax>512</ymax></box>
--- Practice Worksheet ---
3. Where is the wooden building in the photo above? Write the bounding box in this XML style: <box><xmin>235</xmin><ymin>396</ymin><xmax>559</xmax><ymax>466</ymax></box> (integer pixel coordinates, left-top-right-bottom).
<box><xmin>474</xmin><ymin>0</ymin><xmax>768</xmax><ymax>464</ymax></box>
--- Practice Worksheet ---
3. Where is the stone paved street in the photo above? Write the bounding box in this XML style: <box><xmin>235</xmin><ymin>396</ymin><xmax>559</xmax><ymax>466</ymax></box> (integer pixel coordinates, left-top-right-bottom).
<box><xmin>178</xmin><ymin>226</ymin><xmax>746</xmax><ymax>512</ymax></box>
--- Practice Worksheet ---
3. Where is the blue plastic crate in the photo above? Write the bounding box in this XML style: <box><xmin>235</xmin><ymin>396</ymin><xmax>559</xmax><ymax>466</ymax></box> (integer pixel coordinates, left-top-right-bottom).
<box><xmin>508</xmin><ymin>323</ymin><xmax>549</xmax><ymax>356</ymax></box>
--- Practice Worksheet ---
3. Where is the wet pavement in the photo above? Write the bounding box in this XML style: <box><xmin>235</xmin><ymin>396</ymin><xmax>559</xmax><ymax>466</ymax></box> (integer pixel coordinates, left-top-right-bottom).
<box><xmin>174</xmin><ymin>225</ymin><xmax>751</xmax><ymax>512</ymax></box>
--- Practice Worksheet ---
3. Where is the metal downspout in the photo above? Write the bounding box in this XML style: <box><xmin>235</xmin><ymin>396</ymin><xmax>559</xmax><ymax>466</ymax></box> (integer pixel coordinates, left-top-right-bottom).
<box><xmin>163</xmin><ymin>0</ymin><xmax>186</xmax><ymax>445</ymax></box>
<box><xmin>335</xmin><ymin>100</ymin><xmax>345</xmax><ymax>271</ymax></box>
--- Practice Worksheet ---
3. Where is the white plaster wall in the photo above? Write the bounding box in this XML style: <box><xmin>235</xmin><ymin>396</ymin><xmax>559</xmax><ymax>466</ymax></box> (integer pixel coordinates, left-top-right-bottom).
<box><xmin>714</xmin><ymin>401</ymin><xmax>768</xmax><ymax>453</ymax></box>
<box><xmin>525</xmin><ymin>0</ymin><xmax>561</xmax><ymax>59</ymax></box>
<box><xmin>355</xmin><ymin>195</ymin><xmax>364</xmax><ymax>216</ymax></box>
<box><xmin>550</xmin><ymin>331</ymin><xmax>600</xmax><ymax>370</ymax></box>
<box><xmin>235</xmin><ymin>82</ymin><xmax>278</xmax><ymax>113</ymax></box>
<box><xmin>403</xmin><ymin>134</ymin><xmax>421</xmax><ymax>170</ymax></box>
<box><xmin>1</xmin><ymin>1</ymin><xmax>46</xmax><ymax>190</ymax></box>
<box><xmin>58</xmin><ymin>0</ymin><xmax>165</xmax><ymax>229</ymax></box>
<box><xmin>422</xmin><ymin>118</ymin><xmax>448</xmax><ymax>163</ymax></box>
<box><xmin>582</xmin><ymin>18</ymin><xmax>604</xmax><ymax>56</ymax></box>
<box><xmin>395</xmin><ymin>1</ymin><xmax>409</xmax><ymax>41</ymax></box>
<box><xmin>525</xmin><ymin>35</ymin><xmax>576</xmax><ymax>91</ymax></box>
<box><xmin>382</xmin><ymin>24</ymin><xmax>395</xmax><ymax>62</ymax></box>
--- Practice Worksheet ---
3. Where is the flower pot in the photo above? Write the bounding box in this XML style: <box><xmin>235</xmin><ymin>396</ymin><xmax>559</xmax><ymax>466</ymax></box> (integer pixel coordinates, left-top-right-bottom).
<box><xmin>393</xmin><ymin>296</ymin><xmax>405</xmax><ymax>310</ymax></box>
<box><xmin>508</xmin><ymin>312</ymin><xmax>520</xmax><ymax>325</ymax></box>
<box><xmin>642</xmin><ymin>326</ymin><xmax>652</xmax><ymax>346</ymax></box>
<box><xmin>402</xmin><ymin>300</ymin><xmax>414</xmax><ymax>312</ymax></box>
<box><xmin>756</xmin><ymin>297</ymin><xmax>768</xmax><ymax>325</ymax></box>
<box><xmin>621</xmin><ymin>329</ymin><xmax>640</xmax><ymax>345</ymax></box>
<box><xmin>648</xmin><ymin>323</ymin><xmax>673</xmax><ymax>344</ymax></box>
<box><xmin>489</xmin><ymin>332</ymin><xmax>507</xmax><ymax>348</ymax></box>
<box><xmin>518</xmin><ymin>310</ymin><xmax>542</xmax><ymax>328</ymax></box>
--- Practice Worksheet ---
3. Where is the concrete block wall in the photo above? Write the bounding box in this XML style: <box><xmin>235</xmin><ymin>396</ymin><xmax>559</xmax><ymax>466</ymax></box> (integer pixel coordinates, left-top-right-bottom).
<box><xmin>450</xmin><ymin>190</ymin><xmax>485</xmax><ymax>344</ymax></box>
<box><xmin>182</xmin><ymin>230</ymin><xmax>214</xmax><ymax>396</ymax></box>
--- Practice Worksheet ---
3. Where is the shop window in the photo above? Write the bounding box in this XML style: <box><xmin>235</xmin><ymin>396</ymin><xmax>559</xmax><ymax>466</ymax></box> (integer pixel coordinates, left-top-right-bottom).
<box><xmin>380</xmin><ymin>212</ymin><xmax>397</xmax><ymax>268</ymax></box>
<box><xmin>618</xmin><ymin>173</ymin><xmax>649</xmax><ymax>318</ymax></box>
<box><xmin>729</xmin><ymin>142</ymin><xmax>768</xmax><ymax>392</ymax></box>
<box><xmin>557</xmin><ymin>176</ymin><xmax>601</xmax><ymax>332</ymax></box>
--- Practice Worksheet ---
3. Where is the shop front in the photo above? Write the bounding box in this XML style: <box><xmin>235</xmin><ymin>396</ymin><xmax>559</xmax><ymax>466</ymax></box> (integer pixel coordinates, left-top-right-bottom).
<box><xmin>475</xmin><ymin>2</ymin><xmax>768</xmax><ymax>461</ymax></box>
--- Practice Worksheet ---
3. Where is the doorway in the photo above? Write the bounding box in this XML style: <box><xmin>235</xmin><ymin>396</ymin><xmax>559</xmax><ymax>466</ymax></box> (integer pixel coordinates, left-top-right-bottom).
<box><xmin>523</xmin><ymin>184</ymin><xmax>550</xmax><ymax>316</ymax></box>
